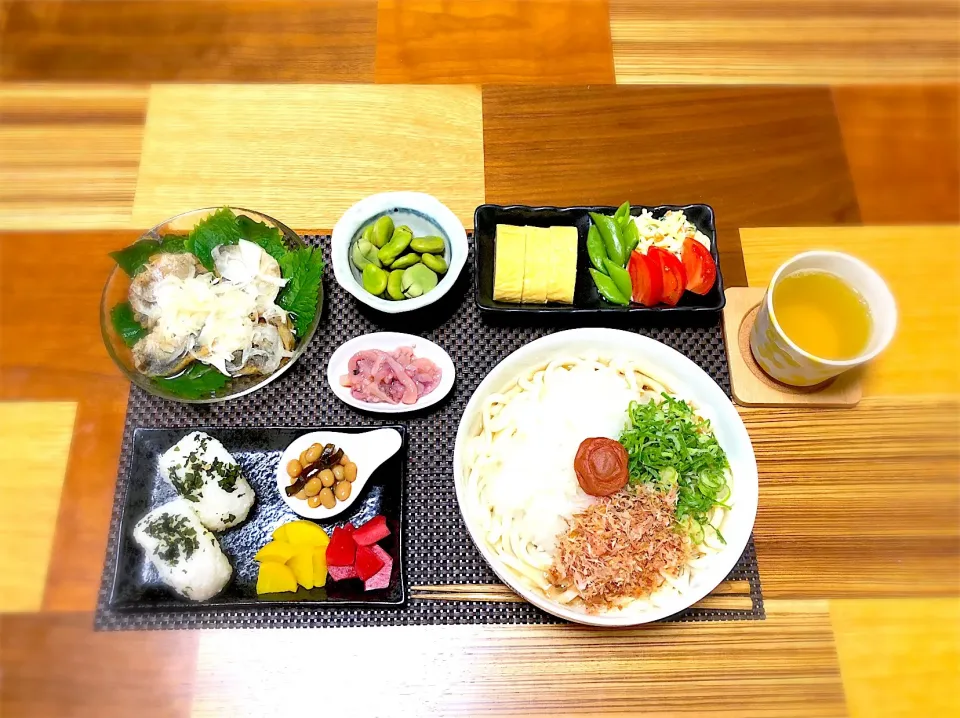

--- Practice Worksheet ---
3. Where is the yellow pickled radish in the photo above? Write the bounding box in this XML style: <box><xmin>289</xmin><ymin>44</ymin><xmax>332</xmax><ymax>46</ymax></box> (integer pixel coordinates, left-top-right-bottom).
<box><xmin>284</xmin><ymin>520</ymin><xmax>330</xmax><ymax>548</ymax></box>
<box><xmin>256</xmin><ymin>562</ymin><xmax>297</xmax><ymax>594</ymax></box>
<box><xmin>287</xmin><ymin>548</ymin><xmax>314</xmax><ymax>590</ymax></box>
<box><xmin>271</xmin><ymin>524</ymin><xmax>289</xmax><ymax>543</ymax></box>
<box><xmin>312</xmin><ymin>547</ymin><xmax>328</xmax><ymax>588</ymax></box>
<box><xmin>254</xmin><ymin>540</ymin><xmax>296</xmax><ymax>564</ymax></box>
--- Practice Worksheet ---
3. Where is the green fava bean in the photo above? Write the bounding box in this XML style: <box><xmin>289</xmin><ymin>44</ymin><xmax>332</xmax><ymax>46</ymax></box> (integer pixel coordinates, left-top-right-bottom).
<box><xmin>586</xmin><ymin>225</ymin><xmax>607</xmax><ymax>273</ymax></box>
<box><xmin>589</xmin><ymin>268</ymin><xmax>629</xmax><ymax>306</ymax></box>
<box><xmin>390</xmin><ymin>252</ymin><xmax>421</xmax><ymax>269</ymax></box>
<box><xmin>362</xmin><ymin>223</ymin><xmax>375</xmax><ymax>244</ymax></box>
<box><xmin>351</xmin><ymin>239</ymin><xmax>381</xmax><ymax>270</ymax></box>
<box><xmin>410</xmin><ymin>236</ymin><xmax>446</xmax><ymax>254</ymax></box>
<box><xmin>371</xmin><ymin>215</ymin><xmax>394</xmax><ymax>249</ymax></box>
<box><xmin>421</xmin><ymin>252</ymin><xmax>448</xmax><ymax>274</ymax></box>
<box><xmin>387</xmin><ymin>269</ymin><xmax>406</xmax><ymax>300</ymax></box>
<box><xmin>377</xmin><ymin>226</ymin><xmax>413</xmax><ymax>265</ymax></box>
<box><xmin>401</xmin><ymin>263</ymin><xmax>438</xmax><ymax>298</ymax></box>
<box><xmin>603</xmin><ymin>257</ymin><xmax>633</xmax><ymax>302</ymax></box>
<box><xmin>362</xmin><ymin>264</ymin><xmax>388</xmax><ymax>295</ymax></box>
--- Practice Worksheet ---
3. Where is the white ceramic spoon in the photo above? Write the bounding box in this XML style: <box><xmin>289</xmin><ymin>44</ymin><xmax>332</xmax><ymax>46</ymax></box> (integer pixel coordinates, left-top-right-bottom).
<box><xmin>327</xmin><ymin>332</ymin><xmax>455</xmax><ymax>414</ymax></box>
<box><xmin>275</xmin><ymin>428</ymin><xmax>402</xmax><ymax>520</ymax></box>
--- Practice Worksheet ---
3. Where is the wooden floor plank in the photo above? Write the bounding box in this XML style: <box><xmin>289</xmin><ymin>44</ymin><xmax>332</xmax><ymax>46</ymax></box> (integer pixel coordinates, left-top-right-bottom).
<box><xmin>0</xmin><ymin>0</ymin><xmax>378</xmax><ymax>82</ymax></box>
<box><xmin>0</xmin><ymin>612</ymin><xmax>198</xmax><ymax>718</ymax></box>
<box><xmin>0</xmin><ymin>402</ymin><xmax>75</xmax><ymax>612</ymax></box>
<box><xmin>830</xmin><ymin>598</ymin><xmax>960</xmax><ymax>718</ymax></box>
<box><xmin>376</xmin><ymin>0</ymin><xmax>615</xmax><ymax>84</ymax></box>
<box><xmin>740</xmin><ymin>225</ymin><xmax>960</xmax><ymax>396</ymax></box>
<box><xmin>132</xmin><ymin>84</ymin><xmax>485</xmax><ymax>230</ymax></box>
<box><xmin>0</xmin><ymin>84</ymin><xmax>147</xmax><ymax>230</ymax></box>
<box><xmin>483</xmin><ymin>85</ymin><xmax>861</xmax><ymax>288</ymax></box>
<box><xmin>611</xmin><ymin>0</ymin><xmax>960</xmax><ymax>84</ymax></box>
<box><xmin>192</xmin><ymin>601</ymin><xmax>844</xmax><ymax>717</ymax></box>
<box><xmin>833</xmin><ymin>84</ymin><xmax>960</xmax><ymax>224</ymax></box>
<box><xmin>744</xmin><ymin>397</ymin><xmax>960</xmax><ymax>598</ymax></box>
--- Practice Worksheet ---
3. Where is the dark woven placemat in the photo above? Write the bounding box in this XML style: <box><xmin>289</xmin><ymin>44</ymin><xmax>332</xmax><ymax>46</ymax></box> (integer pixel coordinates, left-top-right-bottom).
<box><xmin>96</xmin><ymin>236</ymin><xmax>764</xmax><ymax>630</ymax></box>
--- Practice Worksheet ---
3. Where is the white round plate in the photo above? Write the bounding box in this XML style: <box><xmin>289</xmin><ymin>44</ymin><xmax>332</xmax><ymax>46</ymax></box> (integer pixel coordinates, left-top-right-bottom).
<box><xmin>276</xmin><ymin>429</ymin><xmax>402</xmax><ymax>519</ymax></box>
<box><xmin>452</xmin><ymin>328</ymin><xmax>759</xmax><ymax>626</ymax></box>
<box><xmin>327</xmin><ymin>332</ymin><xmax>455</xmax><ymax>414</ymax></box>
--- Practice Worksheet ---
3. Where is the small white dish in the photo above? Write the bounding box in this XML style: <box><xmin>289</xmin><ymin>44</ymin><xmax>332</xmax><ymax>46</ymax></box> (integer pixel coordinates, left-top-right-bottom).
<box><xmin>327</xmin><ymin>332</ymin><xmax>455</xmax><ymax>414</ymax></box>
<box><xmin>331</xmin><ymin>192</ymin><xmax>468</xmax><ymax>314</ymax></box>
<box><xmin>276</xmin><ymin>428</ymin><xmax>403</xmax><ymax>520</ymax></box>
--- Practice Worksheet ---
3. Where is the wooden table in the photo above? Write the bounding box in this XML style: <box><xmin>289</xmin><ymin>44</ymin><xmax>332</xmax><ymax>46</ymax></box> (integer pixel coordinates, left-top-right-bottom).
<box><xmin>1</xmin><ymin>2</ymin><xmax>958</xmax><ymax>716</ymax></box>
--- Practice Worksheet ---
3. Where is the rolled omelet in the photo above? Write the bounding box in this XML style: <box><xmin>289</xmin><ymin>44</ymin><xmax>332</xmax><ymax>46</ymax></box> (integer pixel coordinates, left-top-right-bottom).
<box><xmin>521</xmin><ymin>227</ymin><xmax>550</xmax><ymax>304</ymax></box>
<box><xmin>493</xmin><ymin>224</ymin><xmax>525</xmax><ymax>303</ymax></box>
<box><xmin>546</xmin><ymin>226</ymin><xmax>578</xmax><ymax>304</ymax></box>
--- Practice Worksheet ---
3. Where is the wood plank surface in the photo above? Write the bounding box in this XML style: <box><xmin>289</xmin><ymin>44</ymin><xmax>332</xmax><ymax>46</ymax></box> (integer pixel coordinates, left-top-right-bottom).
<box><xmin>743</xmin><ymin>396</ymin><xmax>960</xmax><ymax>598</ymax></box>
<box><xmin>831</xmin><ymin>598</ymin><xmax>960</xmax><ymax>718</ymax></box>
<box><xmin>833</xmin><ymin>85</ymin><xmax>960</xmax><ymax>224</ymax></box>
<box><xmin>132</xmin><ymin>84</ymin><xmax>485</xmax><ymax>230</ymax></box>
<box><xmin>0</xmin><ymin>402</ymin><xmax>75</xmax><ymax>611</ymax></box>
<box><xmin>611</xmin><ymin>0</ymin><xmax>960</xmax><ymax>84</ymax></box>
<box><xmin>739</xmin><ymin>225</ymin><xmax>960</xmax><ymax>396</ymax></box>
<box><xmin>0</xmin><ymin>612</ymin><xmax>198</xmax><ymax>718</ymax></box>
<box><xmin>0</xmin><ymin>0</ymin><xmax>378</xmax><ymax>82</ymax></box>
<box><xmin>376</xmin><ymin>0</ymin><xmax>615</xmax><ymax>84</ymax></box>
<box><xmin>483</xmin><ymin>85</ymin><xmax>861</xmax><ymax>288</ymax></box>
<box><xmin>191</xmin><ymin>601</ymin><xmax>845</xmax><ymax>717</ymax></box>
<box><xmin>0</xmin><ymin>84</ymin><xmax>147</xmax><ymax>229</ymax></box>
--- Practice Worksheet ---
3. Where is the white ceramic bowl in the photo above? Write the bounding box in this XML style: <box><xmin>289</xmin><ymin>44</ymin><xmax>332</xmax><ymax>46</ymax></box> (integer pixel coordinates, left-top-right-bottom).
<box><xmin>332</xmin><ymin>192</ymin><xmax>468</xmax><ymax>314</ymax></box>
<box><xmin>453</xmin><ymin>328</ymin><xmax>759</xmax><ymax>626</ymax></box>
<box><xmin>276</xmin><ymin>429</ymin><xmax>403</xmax><ymax>520</ymax></box>
<box><xmin>328</xmin><ymin>332</ymin><xmax>455</xmax><ymax>414</ymax></box>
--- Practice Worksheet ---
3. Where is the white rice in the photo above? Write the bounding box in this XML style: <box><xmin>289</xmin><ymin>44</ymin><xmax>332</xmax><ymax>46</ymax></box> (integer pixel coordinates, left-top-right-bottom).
<box><xmin>159</xmin><ymin>431</ymin><xmax>254</xmax><ymax>532</ymax></box>
<box><xmin>133</xmin><ymin>498</ymin><xmax>232</xmax><ymax>601</ymax></box>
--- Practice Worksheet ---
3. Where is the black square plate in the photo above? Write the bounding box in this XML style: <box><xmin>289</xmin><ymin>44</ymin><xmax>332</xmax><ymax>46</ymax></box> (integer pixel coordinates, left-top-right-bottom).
<box><xmin>107</xmin><ymin>426</ymin><xmax>406</xmax><ymax>612</ymax></box>
<box><xmin>474</xmin><ymin>204</ymin><xmax>725</xmax><ymax>317</ymax></box>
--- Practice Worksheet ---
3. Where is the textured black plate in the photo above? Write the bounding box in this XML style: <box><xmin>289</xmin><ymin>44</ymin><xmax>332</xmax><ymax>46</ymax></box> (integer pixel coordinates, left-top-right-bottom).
<box><xmin>108</xmin><ymin>426</ymin><xmax>406</xmax><ymax>612</ymax></box>
<box><xmin>474</xmin><ymin>204</ymin><xmax>725</xmax><ymax>317</ymax></box>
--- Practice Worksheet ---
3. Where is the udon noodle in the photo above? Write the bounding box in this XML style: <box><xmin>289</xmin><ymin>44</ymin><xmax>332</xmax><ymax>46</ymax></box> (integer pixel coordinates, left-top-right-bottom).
<box><xmin>462</xmin><ymin>354</ymin><xmax>733</xmax><ymax>613</ymax></box>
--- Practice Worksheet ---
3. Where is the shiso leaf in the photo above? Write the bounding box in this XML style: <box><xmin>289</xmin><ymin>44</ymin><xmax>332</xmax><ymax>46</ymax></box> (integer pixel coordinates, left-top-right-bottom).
<box><xmin>184</xmin><ymin>207</ymin><xmax>243</xmax><ymax>270</ymax></box>
<box><xmin>277</xmin><ymin>246</ymin><xmax>324</xmax><ymax>336</ymax></box>
<box><xmin>156</xmin><ymin>363</ymin><xmax>229</xmax><ymax>400</ymax></box>
<box><xmin>237</xmin><ymin>215</ymin><xmax>288</xmax><ymax>263</ymax></box>
<box><xmin>110</xmin><ymin>302</ymin><xmax>148</xmax><ymax>347</ymax></box>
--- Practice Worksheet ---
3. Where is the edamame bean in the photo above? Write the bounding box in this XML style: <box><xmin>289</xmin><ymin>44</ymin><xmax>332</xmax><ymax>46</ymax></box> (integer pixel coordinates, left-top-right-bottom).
<box><xmin>387</xmin><ymin>269</ymin><xmax>406</xmax><ymax>300</ymax></box>
<box><xmin>421</xmin><ymin>252</ymin><xmax>448</xmax><ymax>274</ymax></box>
<box><xmin>362</xmin><ymin>264</ymin><xmax>388</xmax><ymax>295</ymax></box>
<box><xmin>390</xmin><ymin>252</ymin><xmax>421</xmax><ymax>269</ymax></box>
<box><xmin>410</xmin><ymin>236</ymin><xmax>446</xmax><ymax>254</ymax></box>
<box><xmin>371</xmin><ymin>215</ymin><xmax>395</xmax><ymax>249</ymax></box>
<box><xmin>377</xmin><ymin>226</ymin><xmax>413</xmax><ymax>265</ymax></box>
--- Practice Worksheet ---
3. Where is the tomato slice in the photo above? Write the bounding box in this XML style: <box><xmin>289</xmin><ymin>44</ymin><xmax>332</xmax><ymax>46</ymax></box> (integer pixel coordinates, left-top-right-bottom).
<box><xmin>681</xmin><ymin>238</ymin><xmax>717</xmax><ymax>295</ymax></box>
<box><xmin>647</xmin><ymin>247</ymin><xmax>686</xmax><ymax>306</ymax></box>
<box><xmin>627</xmin><ymin>250</ymin><xmax>662</xmax><ymax>306</ymax></box>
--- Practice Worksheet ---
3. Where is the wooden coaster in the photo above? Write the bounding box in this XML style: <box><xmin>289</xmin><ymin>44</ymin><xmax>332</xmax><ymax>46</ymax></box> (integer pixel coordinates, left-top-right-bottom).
<box><xmin>722</xmin><ymin>287</ymin><xmax>862</xmax><ymax>407</ymax></box>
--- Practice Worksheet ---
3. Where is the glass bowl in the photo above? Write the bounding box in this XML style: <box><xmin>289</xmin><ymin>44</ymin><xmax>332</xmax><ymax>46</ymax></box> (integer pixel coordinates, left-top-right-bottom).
<box><xmin>100</xmin><ymin>207</ymin><xmax>323</xmax><ymax>403</ymax></box>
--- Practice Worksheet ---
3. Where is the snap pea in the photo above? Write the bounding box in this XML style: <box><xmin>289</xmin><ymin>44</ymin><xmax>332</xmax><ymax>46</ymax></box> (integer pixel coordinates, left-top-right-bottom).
<box><xmin>589</xmin><ymin>268</ymin><xmax>629</xmax><ymax>306</ymax></box>
<box><xmin>390</xmin><ymin>252</ymin><xmax>421</xmax><ymax>270</ymax></box>
<box><xmin>362</xmin><ymin>264</ymin><xmax>388</xmax><ymax>296</ymax></box>
<box><xmin>377</xmin><ymin>225</ymin><xmax>413</xmax><ymax>265</ymax></box>
<box><xmin>371</xmin><ymin>215</ymin><xmax>395</xmax><ymax>249</ymax></box>
<box><xmin>351</xmin><ymin>239</ymin><xmax>381</xmax><ymax>270</ymax></box>
<box><xmin>623</xmin><ymin>218</ymin><xmax>640</xmax><ymax>255</ymax></box>
<box><xmin>589</xmin><ymin>212</ymin><xmax>627</xmax><ymax>267</ymax></box>
<box><xmin>421</xmin><ymin>252</ymin><xmax>448</xmax><ymax>274</ymax></box>
<box><xmin>410</xmin><ymin>236</ymin><xmax>446</xmax><ymax>254</ymax></box>
<box><xmin>586</xmin><ymin>224</ymin><xmax>607</xmax><ymax>273</ymax></box>
<box><xmin>387</xmin><ymin>269</ymin><xmax>406</xmax><ymax>300</ymax></box>
<box><xmin>613</xmin><ymin>201</ymin><xmax>631</xmax><ymax>226</ymax></box>
<box><xmin>603</xmin><ymin>257</ymin><xmax>633</xmax><ymax>302</ymax></box>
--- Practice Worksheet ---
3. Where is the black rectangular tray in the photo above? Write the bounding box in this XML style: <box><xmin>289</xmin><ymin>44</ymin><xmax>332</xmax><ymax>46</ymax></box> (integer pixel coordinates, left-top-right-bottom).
<box><xmin>107</xmin><ymin>426</ymin><xmax>406</xmax><ymax>612</ymax></box>
<box><xmin>473</xmin><ymin>203</ymin><xmax>725</xmax><ymax>317</ymax></box>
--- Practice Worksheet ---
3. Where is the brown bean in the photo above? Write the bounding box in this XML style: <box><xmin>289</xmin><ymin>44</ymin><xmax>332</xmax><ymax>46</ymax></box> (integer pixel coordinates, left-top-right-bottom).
<box><xmin>339</xmin><ymin>453</ymin><xmax>350</xmax><ymax>466</ymax></box>
<box><xmin>319</xmin><ymin>468</ymin><xmax>335</xmax><ymax>488</ymax></box>
<box><xmin>305</xmin><ymin>443</ymin><xmax>322</xmax><ymax>464</ymax></box>
<box><xmin>295</xmin><ymin>489</ymin><xmax>307</xmax><ymax>501</ymax></box>
<box><xmin>334</xmin><ymin>480</ymin><xmax>351</xmax><ymax>501</ymax></box>
<box><xmin>343</xmin><ymin>462</ymin><xmax>358</xmax><ymax>482</ymax></box>
<box><xmin>318</xmin><ymin>488</ymin><xmax>336</xmax><ymax>509</ymax></box>
<box><xmin>289</xmin><ymin>475</ymin><xmax>298</xmax><ymax>486</ymax></box>
<box><xmin>287</xmin><ymin>459</ymin><xmax>303</xmax><ymax>478</ymax></box>
<box><xmin>299</xmin><ymin>450</ymin><xmax>309</xmax><ymax>467</ymax></box>
<box><xmin>332</xmin><ymin>465</ymin><xmax>345</xmax><ymax>481</ymax></box>
<box><xmin>307</xmin><ymin>495</ymin><xmax>322</xmax><ymax>508</ymax></box>
<box><xmin>304</xmin><ymin>477</ymin><xmax>323</xmax><ymax>497</ymax></box>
